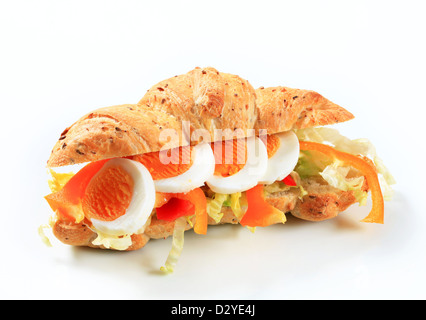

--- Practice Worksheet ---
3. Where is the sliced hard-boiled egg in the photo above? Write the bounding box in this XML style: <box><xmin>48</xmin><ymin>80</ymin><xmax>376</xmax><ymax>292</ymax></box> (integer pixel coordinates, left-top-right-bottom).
<box><xmin>151</xmin><ymin>143</ymin><xmax>216</xmax><ymax>193</ymax></box>
<box><xmin>259</xmin><ymin>131</ymin><xmax>300</xmax><ymax>184</ymax></box>
<box><xmin>82</xmin><ymin>158</ymin><xmax>156</xmax><ymax>237</ymax></box>
<box><xmin>206</xmin><ymin>136</ymin><xmax>268</xmax><ymax>194</ymax></box>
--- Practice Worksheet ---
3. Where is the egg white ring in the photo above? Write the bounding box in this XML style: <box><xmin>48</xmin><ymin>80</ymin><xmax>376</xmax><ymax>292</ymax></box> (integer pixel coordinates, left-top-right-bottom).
<box><xmin>153</xmin><ymin>142</ymin><xmax>216</xmax><ymax>193</ymax></box>
<box><xmin>259</xmin><ymin>131</ymin><xmax>300</xmax><ymax>185</ymax></box>
<box><xmin>90</xmin><ymin>158</ymin><xmax>156</xmax><ymax>237</ymax></box>
<box><xmin>206</xmin><ymin>136</ymin><xmax>268</xmax><ymax>194</ymax></box>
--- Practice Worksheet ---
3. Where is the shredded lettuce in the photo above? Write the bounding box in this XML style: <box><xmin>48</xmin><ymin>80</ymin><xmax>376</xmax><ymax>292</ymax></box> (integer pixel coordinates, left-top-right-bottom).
<box><xmin>185</xmin><ymin>215</ymin><xmax>194</xmax><ymax>228</ymax></box>
<box><xmin>229</xmin><ymin>192</ymin><xmax>255</xmax><ymax>232</ymax></box>
<box><xmin>161</xmin><ymin>217</ymin><xmax>187</xmax><ymax>273</ymax></box>
<box><xmin>38</xmin><ymin>224</ymin><xmax>53</xmax><ymax>247</ymax></box>
<box><xmin>38</xmin><ymin>210</ymin><xmax>59</xmax><ymax>247</ymax></box>
<box><xmin>230</xmin><ymin>192</ymin><xmax>244</xmax><ymax>220</ymax></box>
<box><xmin>206</xmin><ymin>193</ymin><xmax>228</xmax><ymax>223</ymax></box>
<box><xmin>91</xmin><ymin>231</ymin><xmax>133</xmax><ymax>251</ymax></box>
<box><xmin>222</xmin><ymin>198</ymin><xmax>231</xmax><ymax>207</ymax></box>
<box><xmin>295</xmin><ymin>150</ymin><xmax>331</xmax><ymax>179</ymax></box>
<box><xmin>320</xmin><ymin>162</ymin><xmax>368</xmax><ymax>206</ymax></box>
<box><xmin>295</xmin><ymin>127</ymin><xmax>395</xmax><ymax>201</ymax></box>
<box><xmin>263</xmin><ymin>181</ymin><xmax>291</xmax><ymax>194</ymax></box>
<box><xmin>299</xmin><ymin>185</ymin><xmax>308</xmax><ymax>199</ymax></box>
<box><xmin>263</xmin><ymin>179</ymin><xmax>308</xmax><ymax>200</ymax></box>
<box><xmin>48</xmin><ymin>169</ymin><xmax>75</xmax><ymax>193</ymax></box>
<box><xmin>206</xmin><ymin>192</ymin><xmax>249</xmax><ymax>223</ymax></box>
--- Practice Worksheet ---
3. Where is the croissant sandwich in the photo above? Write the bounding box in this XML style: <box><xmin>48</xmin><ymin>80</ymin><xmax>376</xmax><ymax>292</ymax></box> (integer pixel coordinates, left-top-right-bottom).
<box><xmin>41</xmin><ymin>67</ymin><xmax>395</xmax><ymax>272</ymax></box>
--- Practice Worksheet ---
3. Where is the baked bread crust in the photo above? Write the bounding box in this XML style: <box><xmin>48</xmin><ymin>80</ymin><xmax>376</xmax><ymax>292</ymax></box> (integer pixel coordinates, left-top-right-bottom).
<box><xmin>47</xmin><ymin>67</ymin><xmax>353</xmax><ymax>167</ymax></box>
<box><xmin>47</xmin><ymin>104</ymin><xmax>188</xmax><ymax>167</ymax></box>
<box><xmin>255</xmin><ymin>86</ymin><xmax>354</xmax><ymax>132</ymax></box>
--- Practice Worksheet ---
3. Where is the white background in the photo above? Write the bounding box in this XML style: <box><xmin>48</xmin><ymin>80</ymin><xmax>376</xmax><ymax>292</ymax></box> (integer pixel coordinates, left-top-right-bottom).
<box><xmin>1</xmin><ymin>0</ymin><xmax>425</xmax><ymax>300</ymax></box>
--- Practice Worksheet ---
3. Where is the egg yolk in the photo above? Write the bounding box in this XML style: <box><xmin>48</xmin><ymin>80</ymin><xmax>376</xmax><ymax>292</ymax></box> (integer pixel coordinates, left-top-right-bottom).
<box><xmin>212</xmin><ymin>138</ymin><xmax>247</xmax><ymax>177</ymax></box>
<box><xmin>82</xmin><ymin>165</ymin><xmax>134</xmax><ymax>222</ymax></box>
<box><xmin>132</xmin><ymin>146</ymin><xmax>193</xmax><ymax>180</ymax></box>
<box><xmin>265</xmin><ymin>134</ymin><xmax>280</xmax><ymax>158</ymax></box>
<box><xmin>211</xmin><ymin>135</ymin><xmax>279</xmax><ymax>177</ymax></box>
<box><xmin>45</xmin><ymin>160</ymin><xmax>109</xmax><ymax>222</ymax></box>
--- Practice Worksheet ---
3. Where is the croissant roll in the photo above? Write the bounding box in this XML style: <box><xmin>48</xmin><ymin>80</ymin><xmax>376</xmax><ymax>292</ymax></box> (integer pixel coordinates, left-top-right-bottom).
<box><xmin>48</xmin><ymin>67</ymin><xmax>352</xmax><ymax>167</ymax></box>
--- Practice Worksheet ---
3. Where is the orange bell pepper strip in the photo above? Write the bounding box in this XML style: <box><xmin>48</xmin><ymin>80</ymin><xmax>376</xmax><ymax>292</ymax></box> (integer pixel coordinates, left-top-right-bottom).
<box><xmin>299</xmin><ymin>141</ymin><xmax>384</xmax><ymax>224</ymax></box>
<box><xmin>240</xmin><ymin>184</ymin><xmax>286</xmax><ymax>227</ymax></box>
<box><xmin>177</xmin><ymin>188</ymin><xmax>208</xmax><ymax>235</ymax></box>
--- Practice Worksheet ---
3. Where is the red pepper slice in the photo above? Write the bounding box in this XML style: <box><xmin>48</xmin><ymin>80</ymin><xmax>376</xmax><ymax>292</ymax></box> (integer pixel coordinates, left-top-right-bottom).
<box><xmin>155</xmin><ymin>188</ymin><xmax>208</xmax><ymax>235</ymax></box>
<box><xmin>156</xmin><ymin>198</ymin><xmax>195</xmax><ymax>221</ymax></box>
<box><xmin>282</xmin><ymin>174</ymin><xmax>297</xmax><ymax>186</ymax></box>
